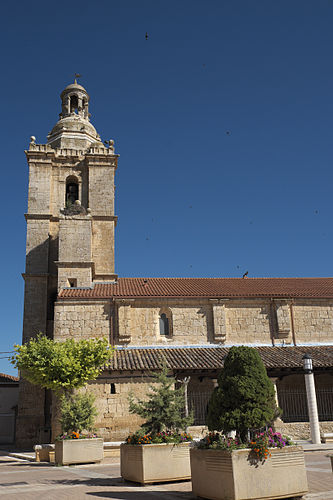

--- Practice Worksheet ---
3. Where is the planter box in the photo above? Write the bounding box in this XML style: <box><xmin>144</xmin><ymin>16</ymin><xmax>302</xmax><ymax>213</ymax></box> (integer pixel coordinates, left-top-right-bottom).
<box><xmin>121</xmin><ymin>442</ymin><xmax>191</xmax><ymax>484</ymax></box>
<box><xmin>190</xmin><ymin>446</ymin><xmax>308</xmax><ymax>500</ymax></box>
<box><xmin>55</xmin><ymin>438</ymin><xmax>104</xmax><ymax>465</ymax></box>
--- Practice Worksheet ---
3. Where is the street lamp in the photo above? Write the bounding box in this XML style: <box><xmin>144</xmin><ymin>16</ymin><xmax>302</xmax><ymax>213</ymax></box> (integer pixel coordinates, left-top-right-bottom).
<box><xmin>302</xmin><ymin>354</ymin><xmax>321</xmax><ymax>444</ymax></box>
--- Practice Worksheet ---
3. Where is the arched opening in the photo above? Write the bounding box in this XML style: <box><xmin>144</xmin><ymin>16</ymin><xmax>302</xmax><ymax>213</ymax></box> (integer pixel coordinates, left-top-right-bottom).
<box><xmin>70</xmin><ymin>94</ymin><xmax>79</xmax><ymax>113</ymax></box>
<box><xmin>159</xmin><ymin>314</ymin><xmax>169</xmax><ymax>335</ymax></box>
<box><xmin>159</xmin><ymin>308</ymin><xmax>173</xmax><ymax>337</ymax></box>
<box><xmin>66</xmin><ymin>177</ymin><xmax>79</xmax><ymax>206</ymax></box>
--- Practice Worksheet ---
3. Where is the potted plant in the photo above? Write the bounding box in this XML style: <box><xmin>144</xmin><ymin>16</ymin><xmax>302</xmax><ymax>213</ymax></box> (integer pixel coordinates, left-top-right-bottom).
<box><xmin>190</xmin><ymin>346</ymin><xmax>308</xmax><ymax>500</ymax></box>
<box><xmin>11</xmin><ymin>333</ymin><xmax>112</xmax><ymax>465</ymax></box>
<box><xmin>121</xmin><ymin>363</ymin><xmax>193</xmax><ymax>484</ymax></box>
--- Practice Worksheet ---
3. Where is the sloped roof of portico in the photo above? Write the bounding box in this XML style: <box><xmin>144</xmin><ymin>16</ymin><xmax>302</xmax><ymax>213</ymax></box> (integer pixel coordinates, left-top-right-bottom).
<box><xmin>108</xmin><ymin>344</ymin><xmax>333</xmax><ymax>372</ymax></box>
<box><xmin>59</xmin><ymin>277</ymin><xmax>333</xmax><ymax>300</ymax></box>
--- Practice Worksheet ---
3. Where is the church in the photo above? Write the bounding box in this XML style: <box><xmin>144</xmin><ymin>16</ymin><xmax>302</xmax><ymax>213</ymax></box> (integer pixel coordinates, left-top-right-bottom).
<box><xmin>16</xmin><ymin>81</ymin><xmax>333</xmax><ymax>447</ymax></box>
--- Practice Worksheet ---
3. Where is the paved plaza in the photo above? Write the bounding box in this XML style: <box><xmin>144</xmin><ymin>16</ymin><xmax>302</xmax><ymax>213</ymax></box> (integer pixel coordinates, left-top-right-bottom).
<box><xmin>0</xmin><ymin>450</ymin><xmax>333</xmax><ymax>499</ymax></box>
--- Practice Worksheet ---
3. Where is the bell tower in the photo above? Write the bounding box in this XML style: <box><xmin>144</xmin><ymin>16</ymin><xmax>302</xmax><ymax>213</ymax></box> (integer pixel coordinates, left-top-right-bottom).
<box><xmin>16</xmin><ymin>81</ymin><xmax>118</xmax><ymax>447</ymax></box>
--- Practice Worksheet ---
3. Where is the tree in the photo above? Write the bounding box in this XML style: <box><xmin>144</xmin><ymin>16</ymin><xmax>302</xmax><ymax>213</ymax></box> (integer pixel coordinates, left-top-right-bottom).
<box><xmin>207</xmin><ymin>346</ymin><xmax>280</xmax><ymax>442</ymax></box>
<box><xmin>11</xmin><ymin>334</ymin><xmax>112</xmax><ymax>434</ymax></box>
<box><xmin>60</xmin><ymin>392</ymin><xmax>97</xmax><ymax>434</ymax></box>
<box><xmin>128</xmin><ymin>363</ymin><xmax>193</xmax><ymax>435</ymax></box>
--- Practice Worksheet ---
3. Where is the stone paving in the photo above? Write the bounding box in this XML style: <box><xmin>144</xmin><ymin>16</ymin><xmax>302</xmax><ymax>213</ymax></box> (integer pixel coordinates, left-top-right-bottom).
<box><xmin>0</xmin><ymin>450</ymin><xmax>333</xmax><ymax>499</ymax></box>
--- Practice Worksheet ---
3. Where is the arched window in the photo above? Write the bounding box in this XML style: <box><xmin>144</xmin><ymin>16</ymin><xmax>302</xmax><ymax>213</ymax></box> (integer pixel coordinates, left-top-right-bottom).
<box><xmin>70</xmin><ymin>94</ymin><xmax>78</xmax><ymax>113</ymax></box>
<box><xmin>159</xmin><ymin>308</ymin><xmax>173</xmax><ymax>337</ymax></box>
<box><xmin>66</xmin><ymin>177</ymin><xmax>79</xmax><ymax>206</ymax></box>
<box><xmin>159</xmin><ymin>313</ymin><xmax>169</xmax><ymax>336</ymax></box>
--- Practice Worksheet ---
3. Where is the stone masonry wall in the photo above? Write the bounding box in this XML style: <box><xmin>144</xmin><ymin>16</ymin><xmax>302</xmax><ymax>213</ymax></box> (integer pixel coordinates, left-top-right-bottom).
<box><xmin>54</xmin><ymin>300</ymin><xmax>111</xmax><ymax>341</ymax></box>
<box><xmin>293</xmin><ymin>300</ymin><xmax>333</xmax><ymax>344</ymax></box>
<box><xmin>226</xmin><ymin>300</ymin><xmax>272</xmax><ymax>344</ymax></box>
<box><xmin>112</xmin><ymin>298</ymin><xmax>333</xmax><ymax>345</ymax></box>
<box><xmin>86</xmin><ymin>376</ymin><xmax>157</xmax><ymax>441</ymax></box>
<box><xmin>117</xmin><ymin>300</ymin><xmax>212</xmax><ymax>345</ymax></box>
<box><xmin>92</xmin><ymin>220</ymin><xmax>115</xmax><ymax>278</ymax></box>
<box><xmin>53</xmin><ymin>297</ymin><xmax>333</xmax><ymax>352</ymax></box>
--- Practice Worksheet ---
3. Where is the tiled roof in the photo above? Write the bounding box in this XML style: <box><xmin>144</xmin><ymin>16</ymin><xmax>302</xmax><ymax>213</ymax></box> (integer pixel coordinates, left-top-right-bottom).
<box><xmin>59</xmin><ymin>277</ymin><xmax>333</xmax><ymax>300</ymax></box>
<box><xmin>108</xmin><ymin>345</ymin><xmax>333</xmax><ymax>371</ymax></box>
<box><xmin>0</xmin><ymin>372</ymin><xmax>19</xmax><ymax>383</ymax></box>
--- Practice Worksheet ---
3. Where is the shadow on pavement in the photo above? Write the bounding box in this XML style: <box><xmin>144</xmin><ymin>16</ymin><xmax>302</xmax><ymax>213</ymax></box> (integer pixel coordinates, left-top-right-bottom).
<box><xmin>86</xmin><ymin>492</ymin><xmax>193</xmax><ymax>499</ymax></box>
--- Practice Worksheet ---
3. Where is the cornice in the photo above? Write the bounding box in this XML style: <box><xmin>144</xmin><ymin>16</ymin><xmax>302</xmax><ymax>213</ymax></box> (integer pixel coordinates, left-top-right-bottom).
<box><xmin>25</xmin><ymin>213</ymin><xmax>52</xmax><ymax>221</ymax></box>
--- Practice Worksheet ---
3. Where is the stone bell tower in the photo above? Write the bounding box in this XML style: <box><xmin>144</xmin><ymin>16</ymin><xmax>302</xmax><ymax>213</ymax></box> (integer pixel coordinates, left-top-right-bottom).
<box><xmin>16</xmin><ymin>81</ymin><xmax>118</xmax><ymax>447</ymax></box>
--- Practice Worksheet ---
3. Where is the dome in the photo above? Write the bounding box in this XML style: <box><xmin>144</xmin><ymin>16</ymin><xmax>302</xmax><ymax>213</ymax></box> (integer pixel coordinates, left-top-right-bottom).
<box><xmin>47</xmin><ymin>81</ymin><xmax>103</xmax><ymax>150</ymax></box>
<box><xmin>61</xmin><ymin>81</ymin><xmax>88</xmax><ymax>97</ymax></box>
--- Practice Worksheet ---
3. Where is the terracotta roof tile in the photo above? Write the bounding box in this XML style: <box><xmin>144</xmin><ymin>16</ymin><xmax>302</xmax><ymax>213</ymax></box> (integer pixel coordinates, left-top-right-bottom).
<box><xmin>109</xmin><ymin>345</ymin><xmax>333</xmax><ymax>371</ymax></box>
<box><xmin>0</xmin><ymin>372</ymin><xmax>19</xmax><ymax>383</ymax></box>
<box><xmin>59</xmin><ymin>277</ymin><xmax>333</xmax><ymax>300</ymax></box>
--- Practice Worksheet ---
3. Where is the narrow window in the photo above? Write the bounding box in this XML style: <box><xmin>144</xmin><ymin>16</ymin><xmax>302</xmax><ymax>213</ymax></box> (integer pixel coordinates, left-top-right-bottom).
<box><xmin>68</xmin><ymin>278</ymin><xmax>77</xmax><ymax>288</ymax></box>
<box><xmin>110</xmin><ymin>383</ymin><xmax>116</xmax><ymax>394</ymax></box>
<box><xmin>159</xmin><ymin>313</ymin><xmax>169</xmax><ymax>336</ymax></box>
<box><xmin>66</xmin><ymin>180</ymin><xmax>79</xmax><ymax>206</ymax></box>
<box><xmin>70</xmin><ymin>95</ymin><xmax>78</xmax><ymax>113</ymax></box>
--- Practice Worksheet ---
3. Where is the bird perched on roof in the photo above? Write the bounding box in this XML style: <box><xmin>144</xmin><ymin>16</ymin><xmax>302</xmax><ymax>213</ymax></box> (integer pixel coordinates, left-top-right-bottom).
<box><xmin>242</xmin><ymin>271</ymin><xmax>248</xmax><ymax>278</ymax></box>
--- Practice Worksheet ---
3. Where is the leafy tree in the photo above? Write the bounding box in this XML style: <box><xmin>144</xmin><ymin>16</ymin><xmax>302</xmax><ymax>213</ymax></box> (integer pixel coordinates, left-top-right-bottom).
<box><xmin>11</xmin><ymin>334</ymin><xmax>111</xmax><ymax>395</ymax></box>
<box><xmin>128</xmin><ymin>363</ymin><xmax>193</xmax><ymax>435</ymax></box>
<box><xmin>207</xmin><ymin>346</ymin><xmax>280</xmax><ymax>442</ymax></box>
<box><xmin>11</xmin><ymin>333</ymin><xmax>112</xmax><ymax>434</ymax></box>
<box><xmin>60</xmin><ymin>392</ymin><xmax>97</xmax><ymax>434</ymax></box>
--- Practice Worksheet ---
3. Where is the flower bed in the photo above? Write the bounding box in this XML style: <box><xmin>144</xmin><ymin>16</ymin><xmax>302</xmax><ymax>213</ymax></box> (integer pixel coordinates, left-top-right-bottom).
<box><xmin>196</xmin><ymin>428</ymin><xmax>294</xmax><ymax>461</ymax></box>
<box><xmin>125</xmin><ymin>430</ymin><xmax>192</xmax><ymax>445</ymax></box>
<box><xmin>56</xmin><ymin>431</ymin><xmax>99</xmax><ymax>441</ymax></box>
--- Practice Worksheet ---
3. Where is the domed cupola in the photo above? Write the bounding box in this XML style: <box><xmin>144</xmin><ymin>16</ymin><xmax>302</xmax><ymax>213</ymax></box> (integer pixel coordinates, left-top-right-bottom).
<box><xmin>47</xmin><ymin>80</ymin><xmax>104</xmax><ymax>150</ymax></box>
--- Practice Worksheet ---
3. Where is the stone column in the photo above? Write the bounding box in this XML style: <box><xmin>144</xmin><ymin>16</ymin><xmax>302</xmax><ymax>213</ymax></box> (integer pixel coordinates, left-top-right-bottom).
<box><xmin>305</xmin><ymin>372</ymin><xmax>321</xmax><ymax>444</ymax></box>
<box><xmin>270</xmin><ymin>377</ymin><xmax>280</xmax><ymax>407</ymax></box>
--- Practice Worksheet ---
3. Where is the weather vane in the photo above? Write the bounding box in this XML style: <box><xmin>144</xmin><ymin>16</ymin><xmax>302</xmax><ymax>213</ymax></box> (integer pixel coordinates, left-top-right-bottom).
<box><xmin>74</xmin><ymin>73</ymin><xmax>82</xmax><ymax>83</ymax></box>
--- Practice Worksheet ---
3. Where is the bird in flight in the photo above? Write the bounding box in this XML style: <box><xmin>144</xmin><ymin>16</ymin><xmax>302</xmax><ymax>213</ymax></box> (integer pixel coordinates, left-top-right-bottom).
<box><xmin>145</xmin><ymin>32</ymin><xmax>149</xmax><ymax>40</ymax></box>
<box><xmin>242</xmin><ymin>271</ymin><xmax>248</xmax><ymax>278</ymax></box>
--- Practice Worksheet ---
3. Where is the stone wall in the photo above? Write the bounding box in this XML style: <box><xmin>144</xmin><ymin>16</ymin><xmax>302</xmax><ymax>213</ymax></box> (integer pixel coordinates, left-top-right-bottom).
<box><xmin>275</xmin><ymin>421</ymin><xmax>333</xmax><ymax>440</ymax></box>
<box><xmin>86</xmin><ymin>376</ymin><xmax>156</xmax><ymax>441</ymax></box>
<box><xmin>293</xmin><ymin>300</ymin><xmax>333</xmax><ymax>344</ymax></box>
<box><xmin>51</xmin><ymin>297</ymin><xmax>333</xmax><ymax>347</ymax></box>
<box><xmin>111</xmin><ymin>298</ymin><xmax>333</xmax><ymax>346</ymax></box>
<box><xmin>54</xmin><ymin>300</ymin><xmax>111</xmax><ymax>341</ymax></box>
<box><xmin>116</xmin><ymin>300</ymin><xmax>212</xmax><ymax>345</ymax></box>
<box><xmin>226</xmin><ymin>300</ymin><xmax>272</xmax><ymax>344</ymax></box>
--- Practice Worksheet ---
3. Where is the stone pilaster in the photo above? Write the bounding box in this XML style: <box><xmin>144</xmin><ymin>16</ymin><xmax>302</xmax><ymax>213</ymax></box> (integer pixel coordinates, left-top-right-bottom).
<box><xmin>117</xmin><ymin>300</ymin><xmax>134</xmax><ymax>343</ymax></box>
<box><xmin>275</xmin><ymin>300</ymin><xmax>292</xmax><ymax>343</ymax></box>
<box><xmin>210</xmin><ymin>299</ymin><xmax>228</xmax><ymax>343</ymax></box>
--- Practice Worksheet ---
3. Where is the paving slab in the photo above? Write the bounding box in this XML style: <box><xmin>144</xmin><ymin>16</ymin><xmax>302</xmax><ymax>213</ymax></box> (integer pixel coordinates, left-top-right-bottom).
<box><xmin>0</xmin><ymin>449</ymin><xmax>332</xmax><ymax>499</ymax></box>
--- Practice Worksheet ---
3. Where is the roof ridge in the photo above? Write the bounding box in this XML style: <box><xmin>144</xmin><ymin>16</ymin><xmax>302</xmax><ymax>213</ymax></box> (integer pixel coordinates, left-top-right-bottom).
<box><xmin>116</xmin><ymin>276</ymin><xmax>333</xmax><ymax>280</ymax></box>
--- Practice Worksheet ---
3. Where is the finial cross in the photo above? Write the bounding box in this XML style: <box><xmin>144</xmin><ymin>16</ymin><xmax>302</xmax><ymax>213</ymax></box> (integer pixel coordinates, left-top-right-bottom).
<box><xmin>74</xmin><ymin>73</ymin><xmax>82</xmax><ymax>83</ymax></box>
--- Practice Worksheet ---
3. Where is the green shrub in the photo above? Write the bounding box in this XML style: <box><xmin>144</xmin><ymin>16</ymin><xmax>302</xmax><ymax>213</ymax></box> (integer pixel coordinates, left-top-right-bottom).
<box><xmin>128</xmin><ymin>363</ymin><xmax>193</xmax><ymax>436</ymax></box>
<box><xmin>59</xmin><ymin>392</ymin><xmax>97</xmax><ymax>434</ymax></box>
<box><xmin>207</xmin><ymin>346</ymin><xmax>280</xmax><ymax>442</ymax></box>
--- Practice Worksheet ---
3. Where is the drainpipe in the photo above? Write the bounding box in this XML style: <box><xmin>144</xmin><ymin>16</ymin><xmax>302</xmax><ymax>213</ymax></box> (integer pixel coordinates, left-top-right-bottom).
<box><xmin>289</xmin><ymin>299</ymin><xmax>297</xmax><ymax>346</ymax></box>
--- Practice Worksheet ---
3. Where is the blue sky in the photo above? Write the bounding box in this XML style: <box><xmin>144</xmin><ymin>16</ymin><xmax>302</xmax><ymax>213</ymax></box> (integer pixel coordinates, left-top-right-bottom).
<box><xmin>1</xmin><ymin>0</ymin><xmax>333</xmax><ymax>375</ymax></box>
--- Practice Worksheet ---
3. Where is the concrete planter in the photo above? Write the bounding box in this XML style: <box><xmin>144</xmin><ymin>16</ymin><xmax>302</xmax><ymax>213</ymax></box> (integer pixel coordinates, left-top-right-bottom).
<box><xmin>121</xmin><ymin>442</ymin><xmax>191</xmax><ymax>484</ymax></box>
<box><xmin>55</xmin><ymin>438</ymin><xmax>104</xmax><ymax>465</ymax></box>
<box><xmin>190</xmin><ymin>446</ymin><xmax>308</xmax><ymax>500</ymax></box>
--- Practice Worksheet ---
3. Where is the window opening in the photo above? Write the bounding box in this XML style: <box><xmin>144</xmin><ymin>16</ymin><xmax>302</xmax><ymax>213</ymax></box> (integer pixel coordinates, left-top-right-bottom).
<box><xmin>110</xmin><ymin>383</ymin><xmax>116</xmax><ymax>394</ymax></box>
<box><xmin>66</xmin><ymin>181</ymin><xmax>79</xmax><ymax>206</ymax></box>
<box><xmin>159</xmin><ymin>313</ymin><xmax>169</xmax><ymax>336</ymax></box>
<box><xmin>68</xmin><ymin>278</ymin><xmax>77</xmax><ymax>288</ymax></box>
<box><xmin>70</xmin><ymin>95</ymin><xmax>79</xmax><ymax>113</ymax></box>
